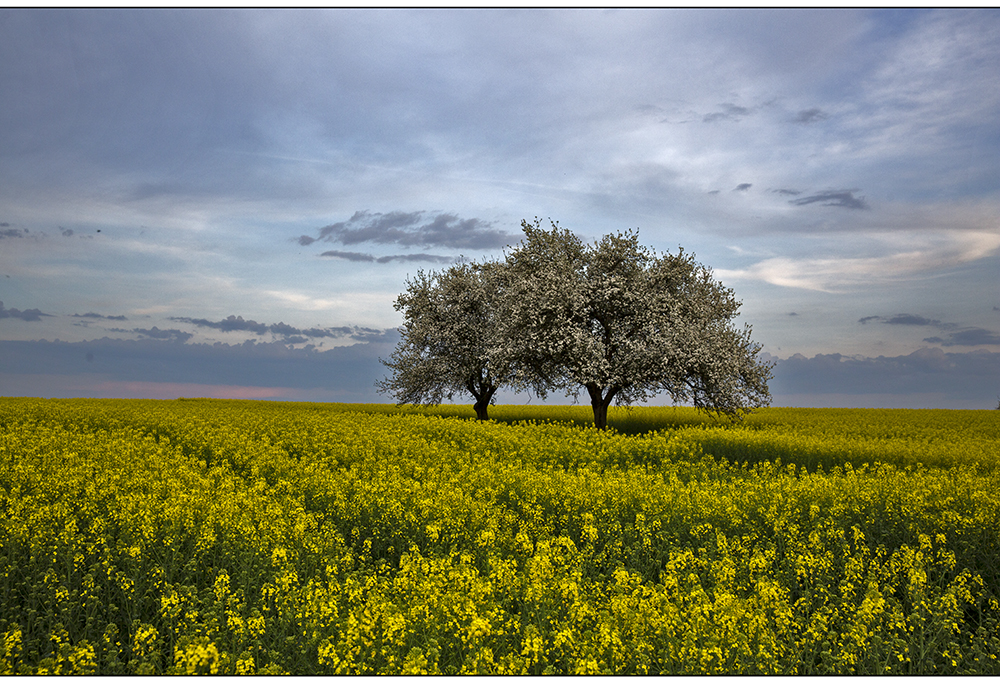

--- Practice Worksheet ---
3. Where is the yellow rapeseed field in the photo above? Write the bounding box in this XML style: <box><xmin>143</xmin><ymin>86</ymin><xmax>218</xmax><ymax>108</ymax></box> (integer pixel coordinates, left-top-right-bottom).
<box><xmin>1</xmin><ymin>397</ymin><xmax>998</xmax><ymax>674</ymax></box>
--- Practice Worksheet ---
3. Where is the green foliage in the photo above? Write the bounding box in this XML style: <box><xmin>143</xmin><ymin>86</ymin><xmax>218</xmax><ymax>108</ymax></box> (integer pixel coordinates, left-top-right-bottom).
<box><xmin>1</xmin><ymin>398</ymin><xmax>999</xmax><ymax>674</ymax></box>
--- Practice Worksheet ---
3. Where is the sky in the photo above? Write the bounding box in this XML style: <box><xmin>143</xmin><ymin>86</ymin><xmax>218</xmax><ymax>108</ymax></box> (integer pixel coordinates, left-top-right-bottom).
<box><xmin>1</xmin><ymin>8</ymin><xmax>999</xmax><ymax>409</ymax></box>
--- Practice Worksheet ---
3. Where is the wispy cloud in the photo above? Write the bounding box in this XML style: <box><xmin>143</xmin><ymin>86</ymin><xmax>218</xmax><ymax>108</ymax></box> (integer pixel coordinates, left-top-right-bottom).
<box><xmin>703</xmin><ymin>103</ymin><xmax>752</xmax><ymax>123</ymax></box>
<box><xmin>319</xmin><ymin>250</ymin><xmax>455</xmax><ymax>264</ymax></box>
<box><xmin>376</xmin><ymin>253</ymin><xmax>456</xmax><ymax>264</ymax></box>
<box><xmin>718</xmin><ymin>229</ymin><xmax>1000</xmax><ymax>292</ymax></box>
<box><xmin>315</xmin><ymin>250</ymin><xmax>375</xmax><ymax>262</ymax></box>
<box><xmin>169</xmin><ymin>314</ymin><xmax>388</xmax><ymax>342</ymax></box>
<box><xmin>789</xmin><ymin>190</ymin><xmax>870</xmax><ymax>210</ymax></box>
<box><xmin>858</xmin><ymin>314</ymin><xmax>952</xmax><ymax>328</ymax></box>
<box><xmin>854</xmin><ymin>11</ymin><xmax>1000</xmax><ymax>177</ymax></box>
<box><xmin>793</xmin><ymin>108</ymin><xmax>828</xmax><ymax>124</ymax></box>
<box><xmin>72</xmin><ymin>312</ymin><xmax>128</xmax><ymax>321</ymax></box>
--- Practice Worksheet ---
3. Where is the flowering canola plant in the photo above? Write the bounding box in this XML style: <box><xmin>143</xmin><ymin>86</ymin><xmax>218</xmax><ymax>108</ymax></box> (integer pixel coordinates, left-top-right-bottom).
<box><xmin>1</xmin><ymin>397</ymin><xmax>998</xmax><ymax>674</ymax></box>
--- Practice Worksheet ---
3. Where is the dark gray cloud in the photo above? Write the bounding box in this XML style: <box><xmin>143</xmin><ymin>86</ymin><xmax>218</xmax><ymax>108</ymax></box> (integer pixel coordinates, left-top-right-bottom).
<box><xmin>376</xmin><ymin>254</ymin><xmax>455</xmax><ymax>264</ymax></box>
<box><xmin>172</xmin><ymin>315</ymin><xmax>269</xmax><ymax>335</ymax></box>
<box><xmin>169</xmin><ymin>314</ymin><xmax>386</xmax><ymax>342</ymax></box>
<box><xmin>703</xmin><ymin>103</ymin><xmax>751</xmax><ymax>123</ymax></box>
<box><xmin>270</xmin><ymin>322</ymin><xmax>305</xmax><ymax>337</ymax></box>
<box><xmin>319</xmin><ymin>250</ymin><xmax>375</xmax><ymax>262</ymax></box>
<box><xmin>0</xmin><ymin>228</ymin><xmax>28</xmax><ymax>239</ymax></box>
<box><xmin>0</xmin><ymin>301</ymin><xmax>51</xmax><ymax>322</ymax></box>
<box><xmin>72</xmin><ymin>312</ymin><xmax>129</xmax><ymax>321</ymax></box>
<box><xmin>319</xmin><ymin>250</ymin><xmax>455</xmax><ymax>265</ymax></box>
<box><xmin>772</xmin><ymin>188</ymin><xmax>802</xmax><ymax>196</ymax></box>
<box><xmin>794</xmin><ymin>108</ymin><xmax>828</xmax><ymax>123</ymax></box>
<box><xmin>304</xmin><ymin>210</ymin><xmax>514</xmax><ymax>249</ymax></box>
<box><xmin>790</xmin><ymin>190</ymin><xmax>870</xmax><ymax>210</ymax></box>
<box><xmin>859</xmin><ymin>313</ymin><xmax>949</xmax><ymax>327</ymax></box>
<box><xmin>889</xmin><ymin>315</ymin><xmax>946</xmax><ymax>327</ymax></box>
<box><xmin>734</xmin><ymin>183</ymin><xmax>752</xmax><ymax>192</ymax></box>
<box><xmin>923</xmin><ymin>328</ymin><xmax>1000</xmax><ymax>347</ymax></box>
<box><xmin>769</xmin><ymin>347</ymin><xmax>1000</xmax><ymax>406</ymax></box>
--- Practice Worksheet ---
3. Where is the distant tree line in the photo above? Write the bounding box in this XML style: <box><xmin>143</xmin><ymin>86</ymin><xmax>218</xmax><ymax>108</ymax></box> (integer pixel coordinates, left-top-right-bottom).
<box><xmin>376</xmin><ymin>218</ymin><xmax>774</xmax><ymax>429</ymax></box>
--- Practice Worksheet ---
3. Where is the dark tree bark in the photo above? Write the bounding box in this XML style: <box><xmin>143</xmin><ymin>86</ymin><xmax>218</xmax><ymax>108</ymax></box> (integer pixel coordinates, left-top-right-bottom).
<box><xmin>473</xmin><ymin>396</ymin><xmax>490</xmax><ymax>421</ymax></box>
<box><xmin>469</xmin><ymin>382</ymin><xmax>498</xmax><ymax>421</ymax></box>
<box><xmin>586</xmin><ymin>383</ymin><xmax>619</xmax><ymax>430</ymax></box>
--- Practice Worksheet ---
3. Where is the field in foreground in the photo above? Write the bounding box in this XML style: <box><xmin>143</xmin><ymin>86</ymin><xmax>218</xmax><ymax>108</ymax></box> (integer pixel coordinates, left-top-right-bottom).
<box><xmin>1</xmin><ymin>398</ymin><xmax>999</xmax><ymax>674</ymax></box>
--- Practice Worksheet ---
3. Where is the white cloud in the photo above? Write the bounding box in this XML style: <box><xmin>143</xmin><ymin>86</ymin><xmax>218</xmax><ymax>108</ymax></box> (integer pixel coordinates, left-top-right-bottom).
<box><xmin>718</xmin><ymin>229</ymin><xmax>1000</xmax><ymax>292</ymax></box>
<box><xmin>264</xmin><ymin>289</ymin><xmax>397</xmax><ymax>322</ymax></box>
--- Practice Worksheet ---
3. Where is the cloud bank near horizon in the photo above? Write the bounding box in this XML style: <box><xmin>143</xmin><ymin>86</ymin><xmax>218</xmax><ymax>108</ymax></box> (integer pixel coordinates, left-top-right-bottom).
<box><xmin>0</xmin><ymin>334</ymin><xmax>398</xmax><ymax>402</ymax></box>
<box><xmin>1</xmin><ymin>336</ymin><xmax>996</xmax><ymax>410</ymax></box>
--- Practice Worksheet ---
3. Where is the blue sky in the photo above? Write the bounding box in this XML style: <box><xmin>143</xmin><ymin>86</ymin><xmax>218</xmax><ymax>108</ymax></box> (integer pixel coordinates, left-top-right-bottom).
<box><xmin>1</xmin><ymin>9</ymin><xmax>999</xmax><ymax>408</ymax></box>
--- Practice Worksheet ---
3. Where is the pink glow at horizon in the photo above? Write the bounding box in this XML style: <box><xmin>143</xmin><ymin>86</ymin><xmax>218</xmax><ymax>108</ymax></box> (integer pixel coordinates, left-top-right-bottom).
<box><xmin>90</xmin><ymin>381</ymin><xmax>298</xmax><ymax>400</ymax></box>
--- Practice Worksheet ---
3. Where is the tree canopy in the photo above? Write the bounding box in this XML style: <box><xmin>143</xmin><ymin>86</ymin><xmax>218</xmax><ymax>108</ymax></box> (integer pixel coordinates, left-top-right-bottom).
<box><xmin>377</xmin><ymin>218</ymin><xmax>773</xmax><ymax>429</ymax></box>
<box><xmin>375</xmin><ymin>261</ymin><xmax>513</xmax><ymax>421</ymax></box>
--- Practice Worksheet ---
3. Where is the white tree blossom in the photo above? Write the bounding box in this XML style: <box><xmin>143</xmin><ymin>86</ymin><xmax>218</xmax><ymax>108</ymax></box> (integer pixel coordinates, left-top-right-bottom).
<box><xmin>375</xmin><ymin>261</ymin><xmax>514</xmax><ymax>420</ymax></box>
<box><xmin>496</xmin><ymin>218</ymin><xmax>773</xmax><ymax>429</ymax></box>
<box><xmin>378</xmin><ymin>219</ymin><xmax>773</xmax><ymax>429</ymax></box>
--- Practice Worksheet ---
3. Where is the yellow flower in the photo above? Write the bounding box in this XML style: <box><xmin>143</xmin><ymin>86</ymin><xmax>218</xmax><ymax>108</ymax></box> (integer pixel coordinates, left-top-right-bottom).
<box><xmin>174</xmin><ymin>638</ymin><xmax>221</xmax><ymax>675</ymax></box>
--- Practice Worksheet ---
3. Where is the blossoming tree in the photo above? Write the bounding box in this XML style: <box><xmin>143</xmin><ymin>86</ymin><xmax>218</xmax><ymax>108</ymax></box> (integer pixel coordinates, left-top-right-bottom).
<box><xmin>375</xmin><ymin>261</ymin><xmax>516</xmax><ymax>421</ymax></box>
<box><xmin>378</xmin><ymin>218</ymin><xmax>773</xmax><ymax>429</ymax></box>
<box><xmin>497</xmin><ymin>218</ymin><xmax>773</xmax><ymax>429</ymax></box>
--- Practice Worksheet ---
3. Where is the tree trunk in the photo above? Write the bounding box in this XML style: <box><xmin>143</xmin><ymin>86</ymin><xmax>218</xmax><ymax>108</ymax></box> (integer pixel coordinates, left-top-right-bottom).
<box><xmin>592</xmin><ymin>399</ymin><xmax>609</xmax><ymax>430</ymax></box>
<box><xmin>473</xmin><ymin>398</ymin><xmax>490</xmax><ymax>421</ymax></box>
<box><xmin>471</xmin><ymin>385</ymin><xmax>497</xmax><ymax>421</ymax></box>
<box><xmin>586</xmin><ymin>384</ymin><xmax>618</xmax><ymax>430</ymax></box>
